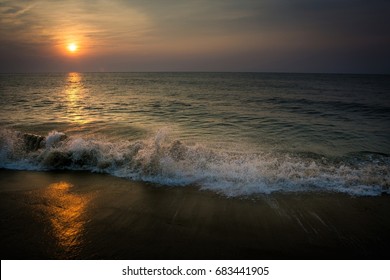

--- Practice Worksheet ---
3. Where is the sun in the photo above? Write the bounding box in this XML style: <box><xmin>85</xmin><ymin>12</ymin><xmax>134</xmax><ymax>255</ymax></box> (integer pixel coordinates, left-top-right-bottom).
<box><xmin>67</xmin><ymin>43</ymin><xmax>78</xmax><ymax>53</ymax></box>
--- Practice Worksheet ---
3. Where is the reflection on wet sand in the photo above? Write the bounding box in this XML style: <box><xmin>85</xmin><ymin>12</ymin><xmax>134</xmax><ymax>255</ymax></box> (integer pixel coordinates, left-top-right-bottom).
<box><xmin>2</xmin><ymin>169</ymin><xmax>390</xmax><ymax>259</ymax></box>
<box><xmin>41</xmin><ymin>181</ymin><xmax>91</xmax><ymax>256</ymax></box>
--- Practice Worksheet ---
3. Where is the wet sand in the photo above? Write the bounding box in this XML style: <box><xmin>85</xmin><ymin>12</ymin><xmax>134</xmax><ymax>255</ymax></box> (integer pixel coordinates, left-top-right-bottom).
<box><xmin>0</xmin><ymin>169</ymin><xmax>389</xmax><ymax>259</ymax></box>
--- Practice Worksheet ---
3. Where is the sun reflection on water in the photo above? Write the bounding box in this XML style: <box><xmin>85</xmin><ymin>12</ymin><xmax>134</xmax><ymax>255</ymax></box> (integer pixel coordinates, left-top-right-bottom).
<box><xmin>65</xmin><ymin>72</ymin><xmax>90</xmax><ymax>127</ymax></box>
<box><xmin>66</xmin><ymin>72</ymin><xmax>82</xmax><ymax>100</ymax></box>
<box><xmin>43</xmin><ymin>181</ymin><xmax>91</xmax><ymax>255</ymax></box>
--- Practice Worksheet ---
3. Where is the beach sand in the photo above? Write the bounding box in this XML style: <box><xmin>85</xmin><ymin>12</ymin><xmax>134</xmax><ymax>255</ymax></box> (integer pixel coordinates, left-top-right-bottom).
<box><xmin>0</xmin><ymin>169</ymin><xmax>389</xmax><ymax>259</ymax></box>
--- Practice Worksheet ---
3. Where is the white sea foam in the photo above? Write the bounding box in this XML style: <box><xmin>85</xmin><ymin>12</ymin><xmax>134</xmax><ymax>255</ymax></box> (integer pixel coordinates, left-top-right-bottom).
<box><xmin>45</xmin><ymin>131</ymin><xmax>66</xmax><ymax>148</ymax></box>
<box><xmin>0</xmin><ymin>128</ymin><xmax>389</xmax><ymax>197</ymax></box>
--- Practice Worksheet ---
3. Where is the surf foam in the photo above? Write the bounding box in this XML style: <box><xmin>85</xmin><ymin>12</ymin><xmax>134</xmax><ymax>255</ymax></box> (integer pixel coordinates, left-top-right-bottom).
<box><xmin>0</xmin><ymin>128</ymin><xmax>389</xmax><ymax>197</ymax></box>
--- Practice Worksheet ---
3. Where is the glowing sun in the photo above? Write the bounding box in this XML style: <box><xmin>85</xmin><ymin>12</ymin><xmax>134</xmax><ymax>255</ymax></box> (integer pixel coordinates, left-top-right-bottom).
<box><xmin>67</xmin><ymin>43</ymin><xmax>78</xmax><ymax>53</ymax></box>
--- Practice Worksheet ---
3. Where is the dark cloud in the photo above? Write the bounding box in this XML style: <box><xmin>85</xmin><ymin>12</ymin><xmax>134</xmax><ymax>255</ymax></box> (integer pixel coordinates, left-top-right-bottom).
<box><xmin>0</xmin><ymin>0</ymin><xmax>389</xmax><ymax>73</ymax></box>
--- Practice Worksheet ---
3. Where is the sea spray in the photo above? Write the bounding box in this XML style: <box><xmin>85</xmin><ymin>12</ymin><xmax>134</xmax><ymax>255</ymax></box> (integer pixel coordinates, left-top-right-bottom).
<box><xmin>0</xmin><ymin>128</ymin><xmax>389</xmax><ymax>197</ymax></box>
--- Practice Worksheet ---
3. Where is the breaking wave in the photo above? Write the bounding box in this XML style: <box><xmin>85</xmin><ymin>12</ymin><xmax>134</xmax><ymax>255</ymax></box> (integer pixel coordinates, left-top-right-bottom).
<box><xmin>0</xmin><ymin>128</ymin><xmax>389</xmax><ymax>197</ymax></box>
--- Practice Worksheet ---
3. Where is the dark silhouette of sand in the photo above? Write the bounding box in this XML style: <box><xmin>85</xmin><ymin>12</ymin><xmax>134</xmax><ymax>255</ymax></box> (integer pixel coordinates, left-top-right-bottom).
<box><xmin>1</xmin><ymin>169</ymin><xmax>389</xmax><ymax>259</ymax></box>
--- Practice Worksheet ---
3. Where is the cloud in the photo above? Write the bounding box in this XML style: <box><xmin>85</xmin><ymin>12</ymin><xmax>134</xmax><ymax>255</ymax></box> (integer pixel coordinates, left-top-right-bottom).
<box><xmin>0</xmin><ymin>0</ymin><xmax>389</xmax><ymax>73</ymax></box>
<box><xmin>0</xmin><ymin>0</ymin><xmax>151</xmax><ymax>55</ymax></box>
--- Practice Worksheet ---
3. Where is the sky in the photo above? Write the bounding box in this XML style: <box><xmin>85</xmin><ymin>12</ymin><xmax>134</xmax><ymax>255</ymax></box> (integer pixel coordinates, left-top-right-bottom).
<box><xmin>0</xmin><ymin>0</ymin><xmax>389</xmax><ymax>73</ymax></box>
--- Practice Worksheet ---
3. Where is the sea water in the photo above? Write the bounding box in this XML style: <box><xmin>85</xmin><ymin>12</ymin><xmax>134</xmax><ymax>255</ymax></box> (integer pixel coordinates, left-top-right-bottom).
<box><xmin>0</xmin><ymin>72</ymin><xmax>389</xmax><ymax>196</ymax></box>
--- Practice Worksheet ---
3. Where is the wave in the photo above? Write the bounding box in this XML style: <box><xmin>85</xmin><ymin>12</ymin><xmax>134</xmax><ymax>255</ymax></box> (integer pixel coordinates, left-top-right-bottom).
<box><xmin>0</xmin><ymin>128</ymin><xmax>389</xmax><ymax>197</ymax></box>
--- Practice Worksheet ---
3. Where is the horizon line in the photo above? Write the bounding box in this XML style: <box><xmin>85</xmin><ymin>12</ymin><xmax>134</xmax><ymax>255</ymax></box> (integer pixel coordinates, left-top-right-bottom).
<box><xmin>1</xmin><ymin>71</ymin><xmax>389</xmax><ymax>75</ymax></box>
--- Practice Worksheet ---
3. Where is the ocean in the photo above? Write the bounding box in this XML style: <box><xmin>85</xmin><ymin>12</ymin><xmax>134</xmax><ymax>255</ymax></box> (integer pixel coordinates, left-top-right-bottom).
<box><xmin>1</xmin><ymin>72</ymin><xmax>389</xmax><ymax>197</ymax></box>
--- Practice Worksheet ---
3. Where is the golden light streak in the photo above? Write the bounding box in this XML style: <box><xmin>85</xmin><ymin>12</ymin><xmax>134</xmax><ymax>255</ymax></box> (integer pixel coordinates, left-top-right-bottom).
<box><xmin>32</xmin><ymin>181</ymin><xmax>94</xmax><ymax>256</ymax></box>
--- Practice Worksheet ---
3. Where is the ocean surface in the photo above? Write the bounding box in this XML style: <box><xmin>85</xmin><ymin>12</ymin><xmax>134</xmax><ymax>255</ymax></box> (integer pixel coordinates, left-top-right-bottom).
<box><xmin>0</xmin><ymin>72</ymin><xmax>389</xmax><ymax>196</ymax></box>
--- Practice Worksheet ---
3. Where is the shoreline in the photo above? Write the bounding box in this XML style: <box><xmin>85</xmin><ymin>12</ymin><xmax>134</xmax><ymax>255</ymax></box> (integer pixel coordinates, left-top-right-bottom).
<box><xmin>1</xmin><ymin>169</ymin><xmax>389</xmax><ymax>259</ymax></box>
